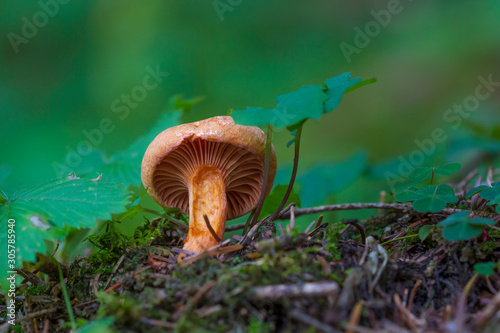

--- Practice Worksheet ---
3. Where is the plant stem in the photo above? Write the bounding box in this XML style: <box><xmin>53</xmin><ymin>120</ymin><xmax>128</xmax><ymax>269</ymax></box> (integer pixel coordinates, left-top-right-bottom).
<box><xmin>381</xmin><ymin>234</ymin><xmax>418</xmax><ymax>246</ymax></box>
<box><xmin>50</xmin><ymin>255</ymin><xmax>76</xmax><ymax>331</ymax></box>
<box><xmin>270</xmin><ymin>125</ymin><xmax>302</xmax><ymax>222</ymax></box>
<box><xmin>244</xmin><ymin>124</ymin><xmax>273</xmax><ymax>234</ymax></box>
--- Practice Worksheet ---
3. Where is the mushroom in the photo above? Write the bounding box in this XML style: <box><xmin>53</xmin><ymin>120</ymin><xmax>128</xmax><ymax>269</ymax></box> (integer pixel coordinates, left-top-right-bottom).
<box><xmin>141</xmin><ymin>116</ymin><xmax>277</xmax><ymax>257</ymax></box>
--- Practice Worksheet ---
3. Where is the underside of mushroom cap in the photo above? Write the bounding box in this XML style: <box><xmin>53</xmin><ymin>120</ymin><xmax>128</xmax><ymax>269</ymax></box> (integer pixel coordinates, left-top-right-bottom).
<box><xmin>141</xmin><ymin>116</ymin><xmax>277</xmax><ymax>219</ymax></box>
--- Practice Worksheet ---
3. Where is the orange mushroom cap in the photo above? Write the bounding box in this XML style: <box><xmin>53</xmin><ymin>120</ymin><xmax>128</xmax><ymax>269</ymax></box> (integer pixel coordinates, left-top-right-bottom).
<box><xmin>141</xmin><ymin>116</ymin><xmax>277</xmax><ymax>255</ymax></box>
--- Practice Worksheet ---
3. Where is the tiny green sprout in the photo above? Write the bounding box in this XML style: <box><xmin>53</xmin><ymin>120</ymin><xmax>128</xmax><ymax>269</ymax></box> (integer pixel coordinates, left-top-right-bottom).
<box><xmin>438</xmin><ymin>211</ymin><xmax>495</xmax><ymax>241</ymax></box>
<box><xmin>395</xmin><ymin>184</ymin><xmax>458</xmax><ymax>213</ymax></box>
<box><xmin>473</xmin><ymin>262</ymin><xmax>499</xmax><ymax>277</ymax></box>
<box><xmin>409</xmin><ymin>162</ymin><xmax>462</xmax><ymax>183</ymax></box>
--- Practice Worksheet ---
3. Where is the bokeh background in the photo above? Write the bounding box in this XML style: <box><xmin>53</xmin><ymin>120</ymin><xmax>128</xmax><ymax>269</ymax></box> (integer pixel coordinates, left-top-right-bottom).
<box><xmin>1</xmin><ymin>1</ymin><xmax>500</xmax><ymax>237</ymax></box>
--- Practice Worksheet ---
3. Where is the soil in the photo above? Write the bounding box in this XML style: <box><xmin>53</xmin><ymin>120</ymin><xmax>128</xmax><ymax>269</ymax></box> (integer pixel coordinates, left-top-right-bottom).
<box><xmin>2</xmin><ymin>202</ymin><xmax>500</xmax><ymax>333</ymax></box>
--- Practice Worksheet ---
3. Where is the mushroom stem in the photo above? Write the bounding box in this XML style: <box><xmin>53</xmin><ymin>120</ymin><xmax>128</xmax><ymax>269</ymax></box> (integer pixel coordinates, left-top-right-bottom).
<box><xmin>182</xmin><ymin>166</ymin><xmax>227</xmax><ymax>255</ymax></box>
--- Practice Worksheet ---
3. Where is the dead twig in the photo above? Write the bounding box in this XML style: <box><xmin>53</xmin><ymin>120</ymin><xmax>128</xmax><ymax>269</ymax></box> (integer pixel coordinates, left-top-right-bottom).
<box><xmin>203</xmin><ymin>214</ymin><xmax>222</xmax><ymax>243</ymax></box>
<box><xmin>247</xmin><ymin>281</ymin><xmax>338</xmax><ymax>300</ymax></box>
<box><xmin>279</xmin><ymin>203</ymin><xmax>467</xmax><ymax>219</ymax></box>
<box><xmin>474</xmin><ymin>289</ymin><xmax>500</xmax><ymax>330</ymax></box>
<box><xmin>290</xmin><ymin>308</ymin><xmax>342</xmax><ymax>333</ymax></box>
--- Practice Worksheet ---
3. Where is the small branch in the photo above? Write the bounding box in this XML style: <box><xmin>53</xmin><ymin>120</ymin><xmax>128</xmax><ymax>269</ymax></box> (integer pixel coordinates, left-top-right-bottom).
<box><xmin>290</xmin><ymin>308</ymin><xmax>342</xmax><ymax>333</ymax></box>
<box><xmin>278</xmin><ymin>203</ymin><xmax>467</xmax><ymax>219</ymax></box>
<box><xmin>203</xmin><ymin>214</ymin><xmax>222</xmax><ymax>243</ymax></box>
<box><xmin>247</xmin><ymin>281</ymin><xmax>338</xmax><ymax>300</ymax></box>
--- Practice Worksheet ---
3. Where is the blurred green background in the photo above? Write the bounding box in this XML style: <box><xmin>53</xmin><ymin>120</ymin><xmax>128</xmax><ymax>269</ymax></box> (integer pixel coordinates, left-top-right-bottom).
<box><xmin>1</xmin><ymin>0</ymin><xmax>500</xmax><ymax>235</ymax></box>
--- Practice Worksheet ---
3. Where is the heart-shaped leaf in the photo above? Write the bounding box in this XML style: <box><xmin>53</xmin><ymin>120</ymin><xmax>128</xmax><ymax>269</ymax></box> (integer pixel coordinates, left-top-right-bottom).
<box><xmin>408</xmin><ymin>163</ymin><xmax>461</xmax><ymax>182</ymax></box>
<box><xmin>438</xmin><ymin>212</ymin><xmax>495</xmax><ymax>241</ymax></box>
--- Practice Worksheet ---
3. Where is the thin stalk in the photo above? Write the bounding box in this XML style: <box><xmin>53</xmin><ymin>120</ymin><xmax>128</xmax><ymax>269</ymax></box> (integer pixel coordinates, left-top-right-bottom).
<box><xmin>50</xmin><ymin>255</ymin><xmax>76</xmax><ymax>331</ymax></box>
<box><xmin>244</xmin><ymin>125</ymin><xmax>273</xmax><ymax>234</ymax></box>
<box><xmin>380</xmin><ymin>234</ymin><xmax>418</xmax><ymax>246</ymax></box>
<box><xmin>270</xmin><ymin>125</ymin><xmax>302</xmax><ymax>222</ymax></box>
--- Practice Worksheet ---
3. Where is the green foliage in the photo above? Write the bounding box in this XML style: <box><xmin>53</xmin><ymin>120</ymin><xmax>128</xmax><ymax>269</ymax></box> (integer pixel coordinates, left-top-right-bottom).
<box><xmin>409</xmin><ymin>162</ymin><xmax>461</xmax><ymax>182</ymax></box>
<box><xmin>297</xmin><ymin>151</ymin><xmax>367</xmax><ymax>207</ymax></box>
<box><xmin>320</xmin><ymin>221</ymin><xmax>346</xmax><ymax>260</ymax></box>
<box><xmin>259</xmin><ymin>184</ymin><xmax>301</xmax><ymax>219</ymax></box>
<box><xmin>395</xmin><ymin>184</ymin><xmax>458</xmax><ymax>213</ymax></box>
<box><xmin>466</xmin><ymin>182</ymin><xmax>500</xmax><ymax>213</ymax></box>
<box><xmin>438</xmin><ymin>212</ymin><xmax>495</xmax><ymax>241</ymax></box>
<box><xmin>465</xmin><ymin>185</ymin><xmax>492</xmax><ymax>199</ymax></box>
<box><xmin>75</xmin><ymin>317</ymin><xmax>114</xmax><ymax>333</ymax></box>
<box><xmin>418</xmin><ymin>225</ymin><xmax>434</xmax><ymax>241</ymax></box>
<box><xmin>231</xmin><ymin>73</ymin><xmax>374</xmax><ymax>131</ymax></box>
<box><xmin>473</xmin><ymin>262</ymin><xmax>499</xmax><ymax>276</ymax></box>
<box><xmin>0</xmin><ymin>176</ymin><xmax>130</xmax><ymax>291</ymax></box>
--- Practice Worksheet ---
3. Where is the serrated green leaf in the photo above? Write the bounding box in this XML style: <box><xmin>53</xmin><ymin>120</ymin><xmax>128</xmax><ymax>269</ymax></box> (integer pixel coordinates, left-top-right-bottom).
<box><xmin>259</xmin><ymin>184</ymin><xmax>301</xmax><ymax>219</ymax></box>
<box><xmin>434</xmin><ymin>162</ymin><xmax>462</xmax><ymax>176</ymax></box>
<box><xmin>232</xmin><ymin>73</ymin><xmax>369</xmax><ymax>130</ymax></box>
<box><xmin>418</xmin><ymin>225</ymin><xmax>434</xmax><ymax>241</ymax></box>
<box><xmin>473</xmin><ymin>262</ymin><xmax>498</xmax><ymax>277</ymax></box>
<box><xmin>0</xmin><ymin>177</ymin><xmax>130</xmax><ymax>291</ymax></box>
<box><xmin>465</xmin><ymin>185</ymin><xmax>491</xmax><ymax>199</ymax></box>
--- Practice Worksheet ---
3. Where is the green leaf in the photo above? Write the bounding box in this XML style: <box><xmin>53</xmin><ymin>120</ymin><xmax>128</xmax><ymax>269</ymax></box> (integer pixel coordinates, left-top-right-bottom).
<box><xmin>408</xmin><ymin>167</ymin><xmax>433</xmax><ymax>182</ymax></box>
<box><xmin>408</xmin><ymin>163</ymin><xmax>461</xmax><ymax>182</ymax></box>
<box><xmin>434</xmin><ymin>162</ymin><xmax>462</xmax><ymax>176</ymax></box>
<box><xmin>344</xmin><ymin>77</ymin><xmax>377</xmax><ymax>95</ymax></box>
<box><xmin>75</xmin><ymin>317</ymin><xmax>115</xmax><ymax>333</ymax></box>
<box><xmin>411</xmin><ymin>184</ymin><xmax>458</xmax><ymax>213</ymax></box>
<box><xmin>394</xmin><ymin>186</ymin><xmax>425</xmax><ymax>202</ymax></box>
<box><xmin>231</xmin><ymin>73</ymin><xmax>370</xmax><ymax>130</ymax></box>
<box><xmin>473</xmin><ymin>262</ymin><xmax>498</xmax><ymax>277</ymax></box>
<box><xmin>479</xmin><ymin>182</ymin><xmax>500</xmax><ymax>201</ymax></box>
<box><xmin>438</xmin><ymin>211</ymin><xmax>469</xmax><ymax>226</ymax></box>
<box><xmin>297</xmin><ymin>151</ymin><xmax>366</xmax><ymax>207</ymax></box>
<box><xmin>418</xmin><ymin>225</ymin><xmax>434</xmax><ymax>241</ymax></box>
<box><xmin>465</xmin><ymin>185</ymin><xmax>491</xmax><ymax>199</ymax></box>
<box><xmin>438</xmin><ymin>212</ymin><xmax>494</xmax><ymax>241</ymax></box>
<box><xmin>0</xmin><ymin>176</ymin><xmax>130</xmax><ymax>290</ymax></box>
<box><xmin>323</xmin><ymin>73</ymin><xmax>361</xmax><ymax>113</ymax></box>
<box><xmin>259</xmin><ymin>185</ymin><xmax>301</xmax><ymax>219</ymax></box>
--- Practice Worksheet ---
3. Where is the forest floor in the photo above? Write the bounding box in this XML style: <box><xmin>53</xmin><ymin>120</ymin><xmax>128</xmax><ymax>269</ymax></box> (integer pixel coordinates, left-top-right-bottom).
<box><xmin>4</xmin><ymin>197</ymin><xmax>500</xmax><ymax>333</ymax></box>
